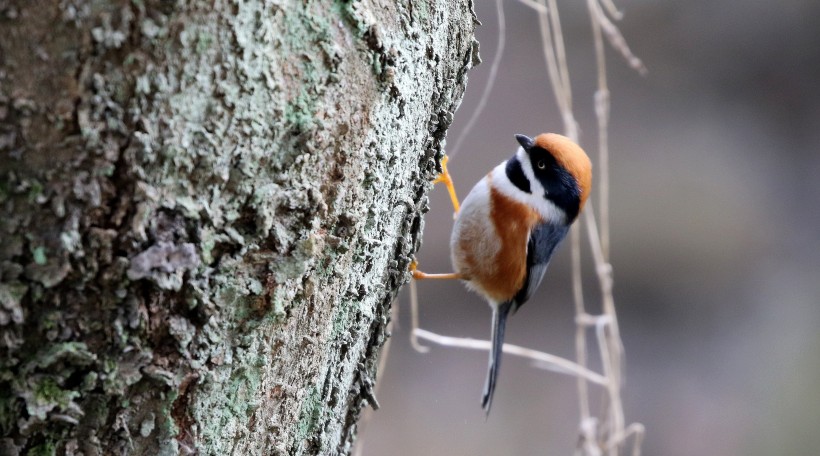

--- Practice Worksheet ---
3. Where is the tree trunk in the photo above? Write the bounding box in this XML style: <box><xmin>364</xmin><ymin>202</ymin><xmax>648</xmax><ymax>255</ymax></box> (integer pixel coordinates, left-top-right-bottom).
<box><xmin>0</xmin><ymin>1</ymin><xmax>477</xmax><ymax>454</ymax></box>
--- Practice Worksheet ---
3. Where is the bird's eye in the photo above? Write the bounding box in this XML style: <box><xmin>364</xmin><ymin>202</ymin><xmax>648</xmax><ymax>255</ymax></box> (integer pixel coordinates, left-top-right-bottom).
<box><xmin>537</xmin><ymin>160</ymin><xmax>546</xmax><ymax>170</ymax></box>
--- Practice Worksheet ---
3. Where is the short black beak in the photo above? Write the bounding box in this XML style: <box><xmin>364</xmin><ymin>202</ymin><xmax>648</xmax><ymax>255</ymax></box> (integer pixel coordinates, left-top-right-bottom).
<box><xmin>515</xmin><ymin>134</ymin><xmax>534</xmax><ymax>150</ymax></box>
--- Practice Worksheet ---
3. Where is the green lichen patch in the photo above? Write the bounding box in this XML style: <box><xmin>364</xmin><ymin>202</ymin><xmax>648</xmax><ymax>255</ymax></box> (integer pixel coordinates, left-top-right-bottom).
<box><xmin>22</xmin><ymin>377</ymin><xmax>80</xmax><ymax>421</ymax></box>
<box><xmin>31</xmin><ymin>246</ymin><xmax>47</xmax><ymax>266</ymax></box>
<box><xmin>293</xmin><ymin>384</ymin><xmax>323</xmax><ymax>451</ymax></box>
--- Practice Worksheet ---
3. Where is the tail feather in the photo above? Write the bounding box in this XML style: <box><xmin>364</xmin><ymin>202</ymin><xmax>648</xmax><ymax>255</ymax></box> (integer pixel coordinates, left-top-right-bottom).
<box><xmin>481</xmin><ymin>301</ymin><xmax>514</xmax><ymax>415</ymax></box>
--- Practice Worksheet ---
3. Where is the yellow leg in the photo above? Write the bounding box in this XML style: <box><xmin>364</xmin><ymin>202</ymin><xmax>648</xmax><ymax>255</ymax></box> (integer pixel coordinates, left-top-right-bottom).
<box><xmin>410</xmin><ymin>261</ymin><xmax>462</xmax><ymax>281</ymax></box>
<box><xmin>410</xmin><ymin>156</ymin><xmax>462</xmax><ymax>280</ymax></box>
<box><xmin>406</xmin><ymin>156</ymin><xmax>462</xmax><ymax>355</ymax></box>
<box><xmin>432</xmin><ymin>155</ymin><xmax>460</xmax><ymax>214</ymax></box>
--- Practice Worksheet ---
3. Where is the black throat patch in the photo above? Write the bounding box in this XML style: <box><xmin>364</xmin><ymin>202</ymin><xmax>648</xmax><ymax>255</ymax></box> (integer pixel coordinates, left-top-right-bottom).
<box><xmin>505</xmin><ymin>157</ymin><xmax>531</xmax><ymax>194</ymax></box>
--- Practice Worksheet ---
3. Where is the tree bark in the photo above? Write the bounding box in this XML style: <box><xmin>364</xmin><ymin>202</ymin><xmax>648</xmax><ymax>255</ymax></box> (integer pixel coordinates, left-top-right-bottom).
<box><xmin>0</xmin><ymin>1</ymin><xmax>477</xmax><ymax>454</ymax></box>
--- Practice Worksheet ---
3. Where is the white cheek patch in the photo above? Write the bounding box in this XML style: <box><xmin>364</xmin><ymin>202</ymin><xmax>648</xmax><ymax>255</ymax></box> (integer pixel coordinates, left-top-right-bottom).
<box><xmin>515</xmin><ymin>148</ymin><xmax>542</xmax><ymax>195</ymax></box>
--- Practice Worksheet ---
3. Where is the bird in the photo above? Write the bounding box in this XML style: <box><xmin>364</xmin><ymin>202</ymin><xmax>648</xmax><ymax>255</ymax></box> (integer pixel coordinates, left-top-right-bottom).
<box><xmin>415</xmin><ymin>133</ymin><xmax>591</xmax><ymax>414</ymax></box>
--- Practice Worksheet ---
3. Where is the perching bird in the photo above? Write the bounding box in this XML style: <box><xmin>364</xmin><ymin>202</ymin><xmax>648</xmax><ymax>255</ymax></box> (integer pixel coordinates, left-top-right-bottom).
<box><xmin>450</xmin><ymin>133</ymin><xmax>591</xmax><ymax>414</ymax></box>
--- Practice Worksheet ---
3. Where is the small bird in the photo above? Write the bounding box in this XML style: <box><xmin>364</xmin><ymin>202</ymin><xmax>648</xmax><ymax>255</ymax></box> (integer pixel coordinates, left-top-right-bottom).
<box><xmin>450</xmin><ymin>133</ymin><xmax>591</xmax><ymax>414</ymax></box>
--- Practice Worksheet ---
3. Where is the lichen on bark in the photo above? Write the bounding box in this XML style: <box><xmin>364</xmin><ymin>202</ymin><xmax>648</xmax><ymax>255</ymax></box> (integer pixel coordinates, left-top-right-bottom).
<box><xmin>0</xmin><ymin>0</ymin><xmax>477</xmax><ymax>454</ymax></box>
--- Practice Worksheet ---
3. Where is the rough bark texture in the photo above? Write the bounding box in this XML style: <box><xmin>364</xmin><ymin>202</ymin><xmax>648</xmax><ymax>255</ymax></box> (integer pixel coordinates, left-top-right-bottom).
<box><xmin>0</xmin><ymin>1</ymin><xmax>477</xmax><ymax>454</ymax></box>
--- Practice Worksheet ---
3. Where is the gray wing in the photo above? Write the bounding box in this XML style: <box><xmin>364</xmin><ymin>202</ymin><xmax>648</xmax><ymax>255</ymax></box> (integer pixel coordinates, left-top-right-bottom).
<box><xmin>512</xmin><ymin>222</ymin><xmax>570</xmax><ymax>311</ymax></box>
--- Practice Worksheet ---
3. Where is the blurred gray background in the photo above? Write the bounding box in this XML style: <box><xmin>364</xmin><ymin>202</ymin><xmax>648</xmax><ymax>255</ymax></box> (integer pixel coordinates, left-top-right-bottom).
<box><xmin>361</xmin><ymin>1</ymin><xmax>820</xmax><ymax>455</ymax></box>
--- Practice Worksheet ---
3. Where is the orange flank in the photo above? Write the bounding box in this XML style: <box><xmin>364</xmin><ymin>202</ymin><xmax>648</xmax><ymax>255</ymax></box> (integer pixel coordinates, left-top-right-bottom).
<box><xmin>456</xmin><ymin>179</ymin><xmax>541</xmax><ymax>303</ymax></box>
<box><xmin>485</xmin><ymin>185</ymin><xmax>541</xmax><ymax>301</ymax></box>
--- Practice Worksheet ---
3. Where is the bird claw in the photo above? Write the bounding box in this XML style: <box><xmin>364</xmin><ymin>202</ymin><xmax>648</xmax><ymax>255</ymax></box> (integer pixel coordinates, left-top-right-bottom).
<box><xmin>432</xmin><ymin>155</ymin><xmax>461</xmax><ymax>214</ymax></box>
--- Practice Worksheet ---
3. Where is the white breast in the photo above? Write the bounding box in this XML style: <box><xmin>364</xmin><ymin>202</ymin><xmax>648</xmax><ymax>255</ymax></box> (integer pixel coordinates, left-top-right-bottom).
<box><xmin>449</xmin><ymin>175</ymin><xmax>499</xmax><ymax>299</ymax></box>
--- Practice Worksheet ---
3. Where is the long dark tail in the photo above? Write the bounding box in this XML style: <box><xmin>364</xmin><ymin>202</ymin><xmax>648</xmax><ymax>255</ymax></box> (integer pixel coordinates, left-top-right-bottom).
<box><xmin>481</xmin><ymin>300</ymin><xmax>514</xmax><ymax>415</ymax></box>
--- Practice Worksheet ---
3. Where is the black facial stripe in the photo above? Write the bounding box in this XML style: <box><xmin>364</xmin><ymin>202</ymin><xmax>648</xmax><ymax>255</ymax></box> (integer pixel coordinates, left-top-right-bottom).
<box><xmin>528</xmin><ymin>147</ymin><xmax>581</xmax><ymax>221</ymax></box>
<box><xmin>505</xmin><ymin>156</ymin><xmax>531</xmax><ymax>194</ymax></box>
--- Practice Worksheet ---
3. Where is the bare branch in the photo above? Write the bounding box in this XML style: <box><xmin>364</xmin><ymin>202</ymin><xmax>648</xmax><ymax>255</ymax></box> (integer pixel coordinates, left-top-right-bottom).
<box><xmin>589</xmin><ymin>0</ymin><xmax>648</xmax><ymax>75</ymax></box>
<box><xmin>413</xmin><ymin>329</ymin><xmax>608</xmax><ymax>386</ymax></box>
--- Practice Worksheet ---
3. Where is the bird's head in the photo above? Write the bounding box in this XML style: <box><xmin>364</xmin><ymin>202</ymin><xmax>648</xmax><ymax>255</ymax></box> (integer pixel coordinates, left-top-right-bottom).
<box><xmin>511</xmin><ymin>133</ymin><xmax>592</xmax><ymax>222</ymax></box>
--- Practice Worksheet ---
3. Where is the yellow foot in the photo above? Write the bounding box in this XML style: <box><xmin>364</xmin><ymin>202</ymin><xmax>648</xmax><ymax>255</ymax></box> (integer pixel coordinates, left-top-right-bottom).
<box><xmin>410</xmin><ymin>260</ymin><xmax>462</xmax><ymax>281</ymax></box>
<box><xmin>432</xmin><ymin>155</ymin><xmax>460</xmax><ymax>215</ymax></box>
